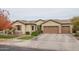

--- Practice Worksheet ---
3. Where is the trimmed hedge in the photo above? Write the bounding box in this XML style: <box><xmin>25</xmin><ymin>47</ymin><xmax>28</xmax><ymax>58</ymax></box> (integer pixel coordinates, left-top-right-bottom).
<box><xmin>31</xmin><ymin>31</ymin><xmax>39</xmax><ymax>36</ymax></box>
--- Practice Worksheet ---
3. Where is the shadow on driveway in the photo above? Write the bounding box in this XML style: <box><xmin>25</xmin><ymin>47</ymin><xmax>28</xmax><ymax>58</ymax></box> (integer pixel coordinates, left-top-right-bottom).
<box><xmin>0</xmin><ymin>45</ymin><xmax>56</xmax><ymax>51</ymax></box>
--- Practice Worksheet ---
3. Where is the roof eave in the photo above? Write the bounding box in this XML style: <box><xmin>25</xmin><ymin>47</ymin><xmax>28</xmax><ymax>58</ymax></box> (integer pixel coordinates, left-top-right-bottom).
<box><xmin>41</xmin><ymin>19</ymin><xmax>61</xmax><ymax>25</ymax></box>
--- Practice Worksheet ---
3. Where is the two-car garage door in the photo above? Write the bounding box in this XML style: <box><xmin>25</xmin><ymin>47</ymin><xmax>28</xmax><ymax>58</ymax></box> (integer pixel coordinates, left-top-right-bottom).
<box><xmin>43</xmin><ymin>26</ymin><xmax>71</xmax><ymax>34</ymax></box>
<box><xmin>43</xmin><ymin>26</ymin><xmax>59</xmax><ymax>34</ymax></box>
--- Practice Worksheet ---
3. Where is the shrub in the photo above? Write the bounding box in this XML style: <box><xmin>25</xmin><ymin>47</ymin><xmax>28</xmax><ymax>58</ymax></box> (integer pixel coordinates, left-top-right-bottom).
<box><xmin>75</xmin><ymin>32</ymin><xmax>79</xmax><ymax>36</ymax></box>
<box><xmin>37</xmin><ymin>25</ymin><xmax>43</xmax><ymax>34</ymax></box>
<box><xmin>31</xmin><ymin>31</ymin><xmax>39</xmax><ymax>36</ymax></box>
<box><xmin>25</xmin><ymin>32</ymin><xmax>30</xmax><ymax>35</ymax></box>
<box><xmin>40</xmin><ymin>30</ymin><xmax>43</xmax><ymax>33</ymax></box>
<box><xmin>72</xmin><ymin>28</ymin><xmax>76</xmax><ymax>33</ymax></box>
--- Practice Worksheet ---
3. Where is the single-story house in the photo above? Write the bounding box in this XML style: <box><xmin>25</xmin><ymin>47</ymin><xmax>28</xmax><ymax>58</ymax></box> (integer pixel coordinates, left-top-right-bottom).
<box><xmin>12</xmin><ymin>19</ymin><xmax>73</xmax><ymax>34</ymax></box>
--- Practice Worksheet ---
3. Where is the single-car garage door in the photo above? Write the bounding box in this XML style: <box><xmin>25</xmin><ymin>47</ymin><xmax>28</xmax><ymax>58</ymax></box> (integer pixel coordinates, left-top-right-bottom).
<box><xmin>61</xmin><ymin>26</ymin><xmax>70</xmax><ymax>33</ymax></box>
<box><xmin>43</xmin><ymin>26</ymin><xmax>59</xmax><ymax>34</ymax></box>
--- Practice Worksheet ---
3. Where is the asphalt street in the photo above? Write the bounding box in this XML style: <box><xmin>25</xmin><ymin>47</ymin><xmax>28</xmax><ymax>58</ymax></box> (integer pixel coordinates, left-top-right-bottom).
<box><xmin>0</xmin><ymin>45</ymin><xmax>55</xmax><ymax>51</ymax></box>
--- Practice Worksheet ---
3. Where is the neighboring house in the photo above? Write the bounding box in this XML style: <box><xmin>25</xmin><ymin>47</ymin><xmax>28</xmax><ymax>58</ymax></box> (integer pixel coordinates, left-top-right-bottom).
<box><xmin>12</xmin><ymin>19</ymin><xmax>73</xmax><ymax>34</ymax></box>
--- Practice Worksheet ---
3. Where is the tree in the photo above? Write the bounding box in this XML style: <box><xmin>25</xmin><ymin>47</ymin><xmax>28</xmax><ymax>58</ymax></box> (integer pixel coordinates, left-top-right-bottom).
<box><xmin>37</xmin><ymin>25</ymin><xmax>42</xmax><ymax>33</ymax></box>
<box><xmin>0</xmin><ymin>9</ymin><xmax>12</xmax><ymax>31</ymax></box>
<box><xmin>71</xmin><ymin>16</ymin><xmax>79</xmax><ymax>32</ymax></box>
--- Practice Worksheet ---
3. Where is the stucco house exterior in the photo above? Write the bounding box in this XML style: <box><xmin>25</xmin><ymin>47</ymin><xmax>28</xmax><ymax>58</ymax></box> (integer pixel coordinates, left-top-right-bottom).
<box><xmin>12</xmin><ymin>19</ymin><xmax>73</xmax><ymax>34</ymax></box>
<box><xmin>12</xmin><ymin>20</ymin><xmax>36</xmax><ymax>35</ymax></box>
<box><xmin>41</xmin><ymin>20</ymin><xmax>72</xmax><ymax>34</ymax></box>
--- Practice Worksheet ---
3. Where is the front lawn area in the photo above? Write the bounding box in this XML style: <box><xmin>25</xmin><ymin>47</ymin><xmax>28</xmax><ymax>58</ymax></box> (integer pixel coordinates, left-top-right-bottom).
<box><xmin>18</xmin><ymin>35</ymin><xmax>34</xmax><ymax>40</ymax></box>
<box><xmin>0</xmin><ymin>35</ymin><xmax>16</xmax><ymax>39</ymax></box>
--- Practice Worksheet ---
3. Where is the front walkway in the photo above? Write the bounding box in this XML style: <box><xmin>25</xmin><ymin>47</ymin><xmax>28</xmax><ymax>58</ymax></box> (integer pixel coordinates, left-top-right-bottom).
<box><xmin>0</xmin><ymin>34</ymin><xmax>79</xmax><ymax>51</ymax></box>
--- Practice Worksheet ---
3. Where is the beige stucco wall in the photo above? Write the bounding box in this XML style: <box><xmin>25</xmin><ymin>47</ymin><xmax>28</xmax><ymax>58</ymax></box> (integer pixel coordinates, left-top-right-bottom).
<box><xmin>25</xmin><ymin>25</ymin><xmax>36</xmax><ymax>34</ymax></box>
<box><xmin>35</xmin><ymin>20</ymin><xmax>44</xmax><ymax>25</ymax></box>
<box><xmin>12</xmin><ymin>22</ymin><xmax>36</xmax><ymax>34</ymax></box>
<box><xmin>42</xmin><ymin>21</ymin><xmax>61</xmax><ymax>31</ymax></box>
<box><xmin>70</xmin><ymin>25</ymin><xmax>73</xmax><ymax>33</ymax></box>
<box><xmin>12</xmin><ymin>22</ymin><xmax>26</xmax><ymax>34</ymax></box>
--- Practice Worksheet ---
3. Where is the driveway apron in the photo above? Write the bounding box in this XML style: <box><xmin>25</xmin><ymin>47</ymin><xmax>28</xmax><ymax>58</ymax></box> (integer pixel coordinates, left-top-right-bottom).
<box><xmin>27</xmin><ymin>34</ymin><xmax>79</xmax><ymax>51</ymax></box>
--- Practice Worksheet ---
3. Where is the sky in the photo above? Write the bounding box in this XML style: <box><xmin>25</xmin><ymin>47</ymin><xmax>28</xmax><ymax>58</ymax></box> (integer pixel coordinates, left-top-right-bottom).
<box><xmin>2</xmin><ymin>8</ymin><xmax>79</xmax><ymax>21</ymax></box>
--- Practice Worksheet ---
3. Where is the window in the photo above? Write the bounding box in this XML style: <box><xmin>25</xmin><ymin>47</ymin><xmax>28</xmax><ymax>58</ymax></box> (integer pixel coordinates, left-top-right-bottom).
<box><xmin>32</xmin><ymin>26</ymin><xmax>34</xmax><ymax>30</ymax></box>
<box><xmin>16</xmin><ymin>25</ymin><xmax>21</xmax><ymax>30</ymax></box>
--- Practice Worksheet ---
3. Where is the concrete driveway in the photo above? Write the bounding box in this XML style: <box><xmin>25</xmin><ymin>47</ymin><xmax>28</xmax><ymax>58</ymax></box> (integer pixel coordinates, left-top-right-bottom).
<box><xmin>0</xmin><ymin>34</ymin><xmax>79</xmax><ymax>51</ymax></box>
<box><xmin>26</xmin><ymin>34</ymin><xmax>79</xmax><ymax>51</ymax></box>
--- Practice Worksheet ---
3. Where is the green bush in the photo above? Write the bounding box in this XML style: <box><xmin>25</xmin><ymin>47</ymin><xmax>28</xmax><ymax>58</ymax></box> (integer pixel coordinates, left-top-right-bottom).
<box><xmin>31</xmin><ymin>31</ymin><xmax>39</xmax><ymax>36</ymax></box>
<box><xmin>37</xmin><ymin>25</ymin><xmax>43</xmax><ymax>34</ymax></box>
<box><xmin>75</xmin><ymin>32</ymin><xmax>79</xmax><ymax>36</ymax></box>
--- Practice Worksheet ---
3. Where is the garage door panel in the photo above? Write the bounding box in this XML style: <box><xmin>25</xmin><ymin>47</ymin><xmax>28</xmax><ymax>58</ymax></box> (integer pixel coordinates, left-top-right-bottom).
<box><xmin>43</xmin><ymin>26</ymin><xmax>59</xmax><ymax>34</ymax></box>
<box><xmin>61</xmin><ymin>26</ymin><xmax>70</xmax><ymax>33</ymax></box>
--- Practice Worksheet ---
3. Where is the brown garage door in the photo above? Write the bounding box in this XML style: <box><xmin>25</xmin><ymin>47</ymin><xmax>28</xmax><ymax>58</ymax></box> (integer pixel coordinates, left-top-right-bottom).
<box><xmin>43</xmin><ymin>26</ymin><xmax>59</xmax><ymax>34</ymax></box>
<box><xmin>61</xmin><ymin>26</ymin><xmax>70</xmax><ymax>33</ymax></box>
